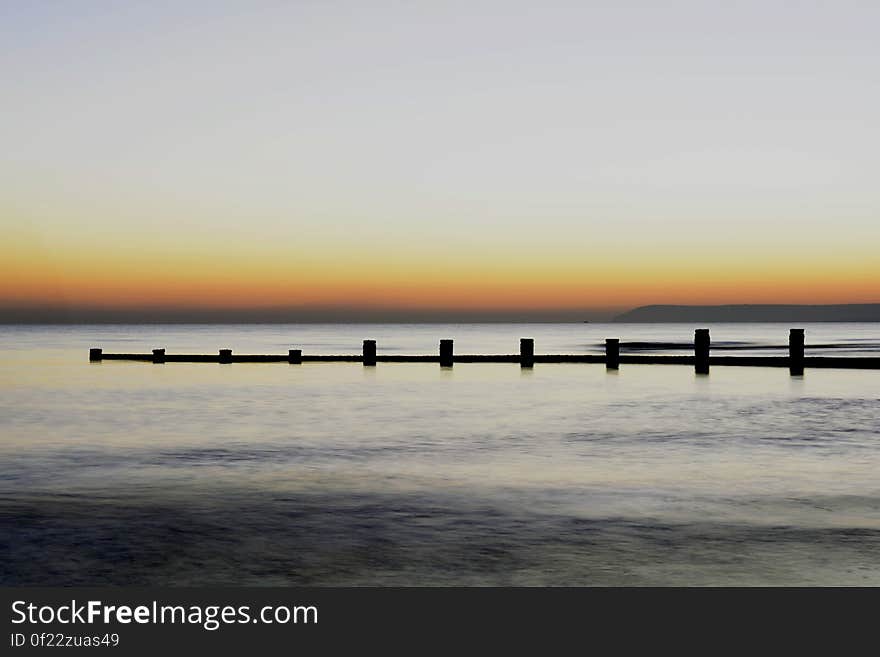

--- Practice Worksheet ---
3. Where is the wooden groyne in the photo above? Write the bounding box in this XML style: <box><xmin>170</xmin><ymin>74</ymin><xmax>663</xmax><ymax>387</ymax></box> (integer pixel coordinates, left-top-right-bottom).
<box><xmin>88</xmin><ymin>330</ymin><xmax>880</xmax><ymax>373</ymax></box>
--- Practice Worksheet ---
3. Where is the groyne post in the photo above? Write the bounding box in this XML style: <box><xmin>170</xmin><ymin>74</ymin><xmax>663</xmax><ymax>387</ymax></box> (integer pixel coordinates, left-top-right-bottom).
<box><xmin>152</xmin><ymin>348</ymin><xmax>165</xmax><ymax>364</ymax></box>
<box><xmin>520</xmin><ymin>338</ymin><xmax>534</xmax><ymax>368</ymax></box>
<box><xmin>789</xmin><ymin>329</ymin><xmax>805</xmax><ymax>376</ymax></box>
<box><xmin>695</xmin><ymin>329</ymin><xmax>710</xmax><ymax>374</ymax></box>
<box><xmin>288</xmin><ymin>349</ymin><xmax>302</xmax><ymax>364</ymax></box>
<box><xmin>89</xmin><ymin>348</ymin><xmax>102</xmax><ymax>362</ymax></box>
<box><xmin>363</xmin><ymin>340</ymin><xmax>377</xmax><ymax>367</ymax></box>
<box><xmin>440</xmin><ymin>339</ymin><xmax>454</xmax><ymax>367</ymax></box>
<box><xmin>219</xmin><ymin>349</ymin><xmax>232</xmax><ymax>364</ymax></box>
<box><xmin>606</xmin><ymin>338</ymin><xmax>620</xmax><ymax>370</ymax></box>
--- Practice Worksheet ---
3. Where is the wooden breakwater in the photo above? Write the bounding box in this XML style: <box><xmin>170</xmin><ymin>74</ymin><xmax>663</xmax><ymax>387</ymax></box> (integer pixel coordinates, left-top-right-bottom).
<box><xmin>88</xmin><ymin>329</ymin><xmax>880</xmax><ymax>374</ymax></box>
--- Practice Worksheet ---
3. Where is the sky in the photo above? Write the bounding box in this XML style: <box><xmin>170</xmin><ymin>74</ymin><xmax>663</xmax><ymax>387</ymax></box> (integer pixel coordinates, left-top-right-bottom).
<box><xmin>2</xmin><ymin>0</ymin><xmax>879</xmax><ymax>321</ymax></box>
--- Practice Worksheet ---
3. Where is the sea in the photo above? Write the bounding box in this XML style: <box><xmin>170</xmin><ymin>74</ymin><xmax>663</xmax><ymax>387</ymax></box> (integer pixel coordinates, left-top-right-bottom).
<box><xmin>1</xmin><ymin>323</ymin><xmax>878</xmax><ymax>585</ymax></box>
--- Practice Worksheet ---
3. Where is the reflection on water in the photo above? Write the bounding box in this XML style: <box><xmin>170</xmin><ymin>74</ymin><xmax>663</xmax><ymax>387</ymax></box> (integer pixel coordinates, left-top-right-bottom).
<box><xmin>1</xmin><ymin>324</ymin><xmax>879</xmax><ymax>585</ymax></box>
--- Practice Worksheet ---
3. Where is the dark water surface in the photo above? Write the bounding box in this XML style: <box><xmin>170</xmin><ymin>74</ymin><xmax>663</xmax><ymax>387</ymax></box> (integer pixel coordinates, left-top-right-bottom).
<box><xmin>1</xmin><ymin>324</ymin><xmax>879</xmax><ymax>585</ymax></box>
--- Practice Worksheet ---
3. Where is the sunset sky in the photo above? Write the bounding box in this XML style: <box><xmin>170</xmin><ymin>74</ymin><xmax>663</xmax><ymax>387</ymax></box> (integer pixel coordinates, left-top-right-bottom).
<box><xmin>2</xmin><ymin>1</ymin><xmax>879</xmax><ymax>320</ymax></box>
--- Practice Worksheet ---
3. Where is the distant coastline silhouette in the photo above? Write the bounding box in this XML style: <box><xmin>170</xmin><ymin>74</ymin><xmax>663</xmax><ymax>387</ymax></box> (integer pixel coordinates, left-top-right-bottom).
<box><xmin>613</xmin><ymin>304</ymin><xmax>880</xmax><ymax>323</ymax></box>
<box><xmin>1</xmin><ymin>303</ymin><xmax>879</xmax><ymax>324</ymax></box>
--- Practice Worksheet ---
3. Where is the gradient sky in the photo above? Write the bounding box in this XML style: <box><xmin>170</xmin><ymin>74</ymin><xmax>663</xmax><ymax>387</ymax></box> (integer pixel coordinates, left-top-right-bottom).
<box><xmin>2</xmin><ymin>1</ymin><xmax>879</xmax><ymax>319</ymax></box>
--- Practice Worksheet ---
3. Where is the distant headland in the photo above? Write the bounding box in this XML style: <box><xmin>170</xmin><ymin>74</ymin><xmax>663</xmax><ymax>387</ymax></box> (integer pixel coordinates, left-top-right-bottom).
<box><xmin>613</xmin><ymin>304</ymin><xmax>880</xmax><ymax>323</ymax></box>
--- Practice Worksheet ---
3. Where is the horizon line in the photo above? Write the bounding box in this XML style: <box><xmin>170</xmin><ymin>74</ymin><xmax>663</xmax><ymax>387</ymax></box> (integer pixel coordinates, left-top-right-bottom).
<box><xmin>3</xmin><ymin>302</ymin><xmax>880</xmax><ymax>324</ymax></box>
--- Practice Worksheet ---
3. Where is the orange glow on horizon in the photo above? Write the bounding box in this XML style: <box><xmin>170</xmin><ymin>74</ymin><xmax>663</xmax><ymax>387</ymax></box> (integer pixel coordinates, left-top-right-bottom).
<box><xmin>3</xmin><ymin>218</ymin><xmax>878</xmax><ymax>314</ymax></box>
<box><xmin>3</xmin><ymin>253</ymin><xmax>878</xmax><ymax>313</ymax></box>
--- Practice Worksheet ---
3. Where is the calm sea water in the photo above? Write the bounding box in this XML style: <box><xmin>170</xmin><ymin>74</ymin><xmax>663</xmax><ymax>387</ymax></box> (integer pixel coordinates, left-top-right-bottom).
<box><xmin>1</xmin><ymin>323</ymin><xmax>879</xmax><ymax>585</ymax></box>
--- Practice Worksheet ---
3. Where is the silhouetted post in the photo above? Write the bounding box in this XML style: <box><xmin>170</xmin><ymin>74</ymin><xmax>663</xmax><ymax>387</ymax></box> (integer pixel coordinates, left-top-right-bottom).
<box><xmin>605</xmin><ymin>338</ymin><xmax>619</xmax><ymax>370</ymax></box>
<box><xmin>219</xmin><ymin>349</ymin><xmax>232</xmax><ymax>364</ymax></box>
<box><xmin>363</xmin><ymin>340</ymin><xmax>376</xmax><ymax>366</ymax></box>
<box><xmin>695</xmin><ymin>329</ymin><xmax>710</xmax><ymax>374</ymax></box>
<box><xmin>288</xmin><ymin>349</ymin><xmax>302</xmax><ymax>364</ymax></box>
<box><xmin>520</xmin><ymin>338</ymin><xmax>534</xmax><ymax>368</ymax></box>
<box><xmin>440</xmin><ymin>339</ymin><xmax>453</xmax><ymax>367</ymax></box>
<box><xmin>152</xmin><ymin>348</ymin><xmax>165</xmax><ymax>364</ymax></box>
<box><xmin>789</xmin><ymin>328</ymin><xmax>805</xmax><ymax>376</ymax></box>
<box><xmin>89</xmin><ymin>348</ymin><xmax>102</xmax><ymax>362</ymax></box>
